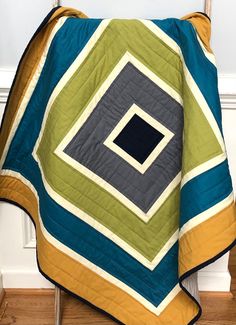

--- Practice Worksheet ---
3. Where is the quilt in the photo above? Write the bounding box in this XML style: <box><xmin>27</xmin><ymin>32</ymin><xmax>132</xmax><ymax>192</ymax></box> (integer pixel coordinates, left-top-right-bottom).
<box><xmin>0</xmin><ymin>6</ymin><xmax>236</xmax><ymax>325</ymax></box>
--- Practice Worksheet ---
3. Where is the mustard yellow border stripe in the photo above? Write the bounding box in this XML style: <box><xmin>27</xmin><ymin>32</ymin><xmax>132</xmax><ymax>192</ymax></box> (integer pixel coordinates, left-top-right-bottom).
<box><xmin>179</xmin><ymin>201</ymin><xmax>236</xmax><ymax>276</ymax></box>
<box><xmin>0</xmin><ymin>174</ymin><xmax>197</xmax><ymax>325</ymax></box>
<box><xmin>181</xmin><ymin>12</ymin><xmax>212</xmax><ymax>53</ymax></box>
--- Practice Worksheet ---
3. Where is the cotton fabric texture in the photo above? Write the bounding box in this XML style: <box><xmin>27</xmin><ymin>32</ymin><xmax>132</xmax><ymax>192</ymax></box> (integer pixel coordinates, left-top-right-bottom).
<box><xmin>0</xmin><ymin>7</ymin><xmax>235</xmax><ymax>325</ymax></box>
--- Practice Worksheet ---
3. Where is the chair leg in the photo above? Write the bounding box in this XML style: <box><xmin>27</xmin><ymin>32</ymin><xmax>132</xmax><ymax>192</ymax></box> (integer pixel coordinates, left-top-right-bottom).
<box><xmin>54</xmin><ymin>286</ymin><xmax>62</xmax><ymax>325</ymax></box>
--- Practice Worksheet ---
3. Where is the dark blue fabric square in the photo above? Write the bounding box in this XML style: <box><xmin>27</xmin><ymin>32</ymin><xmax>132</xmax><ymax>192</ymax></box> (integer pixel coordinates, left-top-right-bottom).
<box><xmin>113</xmin><ymin>114</ymin><xmax>164</xmax><ymax>164</ymax></box>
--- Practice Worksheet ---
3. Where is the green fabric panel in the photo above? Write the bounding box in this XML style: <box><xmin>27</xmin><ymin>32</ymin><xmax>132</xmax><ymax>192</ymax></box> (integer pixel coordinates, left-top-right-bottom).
<box><xmin>182</xmin><ymin>78</ymin><xmax>223</xmax><ymax>176</ymax></box>
<box><xmin>37</xmin><ymin>20</ymin><xmax>182</xmax><ymax>261</ymax></box>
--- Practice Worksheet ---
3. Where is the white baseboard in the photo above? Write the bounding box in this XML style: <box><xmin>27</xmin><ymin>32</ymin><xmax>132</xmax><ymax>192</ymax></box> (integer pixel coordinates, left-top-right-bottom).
<box><xmin>198</xmin><ymin>270</ymin><xmax>232</xmax><ymax>291</ymax></box>
<box><xmin>1</xmin><ymin>268</ymin><xmax>231</xmax><ymax>291</ymax></box>
<box><xmin>0</xmin><ymin>68</ymin><xmax>15</xmax><ymax>104</ymax></box>
<box><xmin>2</xmin><ymin>269</ymin><xmax>54</xmax><ymax>288</ymax></box>
<box><xmin>0</xmin><ymin>272</ymin><xmax>4</xmax><ymax>305</ymax></box>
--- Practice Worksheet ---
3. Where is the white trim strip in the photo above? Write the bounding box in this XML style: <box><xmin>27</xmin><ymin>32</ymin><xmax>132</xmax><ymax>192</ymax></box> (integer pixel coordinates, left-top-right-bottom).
<box><xmin>181</xmin><ymin>153</ymin><xmax>227</xmax><ymax>188</ymax></box>
<box><xmin>196</xmin><ymin>34</ymin><xmax>216</xmax><ymax>66</ymax></box>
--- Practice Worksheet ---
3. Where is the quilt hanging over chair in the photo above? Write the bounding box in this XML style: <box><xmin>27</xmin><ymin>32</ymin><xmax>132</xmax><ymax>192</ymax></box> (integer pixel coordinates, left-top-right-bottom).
<box><xmin>0</xmin><ymin>6</ymin><xmax>236</xmax><ymax>325</ymax></box>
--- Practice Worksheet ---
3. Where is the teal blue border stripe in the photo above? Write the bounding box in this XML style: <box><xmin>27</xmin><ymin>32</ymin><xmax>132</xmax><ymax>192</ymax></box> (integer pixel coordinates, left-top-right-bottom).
<box><xmin>153</xmin><ymin>18</ymin><xmax>223</xmax><ymax>132</ymax></box>
<box><xmin>180</xmin><ymin>159</ymin><xmax>233</xmax><ymax>228</ymax></box>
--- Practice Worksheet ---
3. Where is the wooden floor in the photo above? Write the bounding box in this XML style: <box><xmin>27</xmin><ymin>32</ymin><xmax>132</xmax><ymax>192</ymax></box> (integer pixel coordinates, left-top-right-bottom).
<box><xmin>0</xmin><ymin>246</ymin><xmax>235</xmax><ymax>325</ymax></box>
<box><xmin>0</xmin><ymin>289</ymin><xmax>236</xmax><ymax>325</ymax></box>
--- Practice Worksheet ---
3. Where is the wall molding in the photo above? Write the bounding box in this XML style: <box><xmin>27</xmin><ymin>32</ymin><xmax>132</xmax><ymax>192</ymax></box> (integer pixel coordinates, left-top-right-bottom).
<box><xmin>218</xmin><ymin>74</ymin><xmax>236</xmax><ymax>109</ymax></box>
<box><xmin>0</xmin><ymin>69</ymin><xmax>236</xmax><ymax>108</ymax></box>
<box><xmin>198</xmin><ymin>270</ymin><xmax>232</xmax><ymax>292</ymax></box>
<box><xmin>1</xmin><ymin>268</ymin><xmax>231</xmax><ymax>291</ymax></box>
<box><xmin>2</xmin><ymin>269</ymin><xmax>53</xmax><ymax>288</ymax></box>
<box><xmin>0</xmin><ymin>272</ymin><xmax>5</xmax><ymax>306</ymax></box>
<box><xmin>0</xmin><ymin>68</ymin><xmax>15</xmax><ymax>104</ymax></box>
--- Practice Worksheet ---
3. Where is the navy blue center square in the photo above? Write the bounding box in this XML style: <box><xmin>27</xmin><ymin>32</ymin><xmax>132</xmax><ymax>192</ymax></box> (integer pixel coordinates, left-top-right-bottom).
<box><xmin>113</xmin><ymin>114</ymin><xmax>164</xmax><ymax>164</ymax></box>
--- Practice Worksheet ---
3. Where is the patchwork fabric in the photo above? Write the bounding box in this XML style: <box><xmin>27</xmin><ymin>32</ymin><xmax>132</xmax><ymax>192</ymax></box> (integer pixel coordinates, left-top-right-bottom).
<box><xmin>62</xmin><ymin>61</ymin><xmax>181</xmax><ymax>214</ymax></box>
<box><xmin>0</xmin><ymin>7</ymin><xmax>235</xmax><ymax>325</ymax></box>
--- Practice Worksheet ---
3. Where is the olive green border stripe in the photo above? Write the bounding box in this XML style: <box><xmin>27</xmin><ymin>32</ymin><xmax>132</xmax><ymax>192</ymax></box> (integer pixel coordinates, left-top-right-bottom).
<box><xmin>181</xmin><ymin>77</ymin><xmax>223</xmax><ymax>175</ymax></box>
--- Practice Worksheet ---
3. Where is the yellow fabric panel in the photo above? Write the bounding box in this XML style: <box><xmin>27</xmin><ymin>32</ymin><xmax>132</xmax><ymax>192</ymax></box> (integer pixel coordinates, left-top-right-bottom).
<box><xmin>181</xmin><ymin>12</ymin><xmax>212</xmax><ymax>53</ymax></box>
<box><xmin>0</xmin><ymin>175</ymin><xmax>198</xmax><ymax>325</ymax></box>
<box><xmin>179</xmin><ymin>202</ymin><xmax>236</xmax><ymax>276</ymax></box>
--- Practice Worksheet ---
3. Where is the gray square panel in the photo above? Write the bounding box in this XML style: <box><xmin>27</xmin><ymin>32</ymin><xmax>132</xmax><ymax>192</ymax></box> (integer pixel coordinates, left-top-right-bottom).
<box><xmin>64</xmin><ymin>62</ymin><xmax>183</xmax><ymax>213</ymax></box>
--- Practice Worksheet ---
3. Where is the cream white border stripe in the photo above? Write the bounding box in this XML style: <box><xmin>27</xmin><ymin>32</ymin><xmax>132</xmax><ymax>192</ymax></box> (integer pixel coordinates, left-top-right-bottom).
<box><xmin>103</xmin><ymin>103</ymin><xmax>174</xmax><ymax>174</ymax></box>
<box><xmin>196</xmin><ymin>33</ymin><xmax>216</xmax><ymax>66</ymax></box>
<box><xmin>140</xmin><ymin>20</ymin><xmax>180</xmax><ymax>53</ymax></box>
<box><xmin>181</xmin><ymin>153</ymin><xmax>227</xmax><ymax>188</ymax></box>
<box><xmin>0</xmin><ymin>16</ymin><xmax>68</xmax><ymax>169</ymax></box>
<box><xmin>179</xmin><ymin>192</ymin><xmax>234</xmax><ymax>239</ymax></box>
<box><xmin>148</xmin><ymin>173</ymin><xmax>181</xmax><ymax>216</ymax></box>
<box><xmin>0</xmin><ymin>169</ymin><xmax>181</xmax><ymax>315</ymax></box>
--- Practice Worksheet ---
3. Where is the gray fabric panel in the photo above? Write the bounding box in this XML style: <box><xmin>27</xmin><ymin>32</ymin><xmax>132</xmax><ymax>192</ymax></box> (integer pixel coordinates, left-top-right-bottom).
<box><xmin>65</xmin><ymin>62</ymin><xmax>183</xmax><ymax>213</ymax></box>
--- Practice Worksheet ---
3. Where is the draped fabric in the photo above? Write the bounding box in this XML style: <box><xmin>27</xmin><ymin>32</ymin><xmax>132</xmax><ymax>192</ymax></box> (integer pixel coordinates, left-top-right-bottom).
<box><xmin>0</xmin><ymin>7</ymin><xmax>235</xmax><ymax>325</ymax></box>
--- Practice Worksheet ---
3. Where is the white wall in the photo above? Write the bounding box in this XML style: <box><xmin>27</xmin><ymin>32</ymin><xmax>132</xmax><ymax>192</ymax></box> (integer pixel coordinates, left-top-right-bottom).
<box><xmin>0</xmin><ymin>0</ymin><xmax>236</xmax><ymax>74</ymax></box>
<box><xmin>0</xmin><ymin>0</ymin><xmax>235</xmax><ymax>290</ymax></box>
